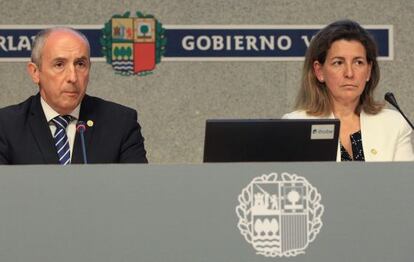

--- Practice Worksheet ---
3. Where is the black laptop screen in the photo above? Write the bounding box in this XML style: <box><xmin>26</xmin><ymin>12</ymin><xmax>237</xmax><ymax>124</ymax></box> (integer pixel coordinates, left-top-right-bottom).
<box><xmin>203</xmin><ymin>119</ymin><xmax>340</xmax><ymax>162</ymax></box>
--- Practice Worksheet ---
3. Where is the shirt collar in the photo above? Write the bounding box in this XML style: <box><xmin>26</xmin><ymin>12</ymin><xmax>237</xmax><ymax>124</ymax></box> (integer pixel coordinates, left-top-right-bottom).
<box><xmin>40</xmin><ymin>96</ymin><xmax>81</xmax><ymax>122</ymax></box>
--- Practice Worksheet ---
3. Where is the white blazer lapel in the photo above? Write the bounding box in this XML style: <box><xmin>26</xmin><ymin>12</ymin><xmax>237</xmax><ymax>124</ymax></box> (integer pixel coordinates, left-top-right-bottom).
<box><xmin>360</xmin><ymin>111</ymin><xmax>381</xmax><ymax>161</ymax></box>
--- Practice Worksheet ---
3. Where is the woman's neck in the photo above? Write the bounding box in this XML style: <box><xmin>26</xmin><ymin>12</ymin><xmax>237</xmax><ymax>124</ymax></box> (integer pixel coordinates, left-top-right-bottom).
<box><xmin>331</xmin><ymin>100</ymin><xmax>360</xmax><ymax>119</ymax></box>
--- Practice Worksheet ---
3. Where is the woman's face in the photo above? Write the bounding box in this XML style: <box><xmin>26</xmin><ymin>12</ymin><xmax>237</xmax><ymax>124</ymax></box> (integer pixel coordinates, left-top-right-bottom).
<box><xmin>313</xmin><ymin>39</ymin><xmax>372</xmax><ymax>106</ymax></box>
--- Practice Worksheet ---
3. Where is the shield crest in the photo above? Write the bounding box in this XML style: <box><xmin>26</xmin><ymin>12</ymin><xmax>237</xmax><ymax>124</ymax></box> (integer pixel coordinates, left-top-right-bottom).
<box><xmin>102</xmin><ymin>11</ymin><xmax>166</xmax><ymax>76</ymax></box>
<box><xmin>236</xmin><ymin>172</ymin><xmax>323</xmax><ymax>257</ymax></box>
<box><xmin>111</xmin><ymin>18</ymin><xmax>156</xmax><ymax>74</ymax></box>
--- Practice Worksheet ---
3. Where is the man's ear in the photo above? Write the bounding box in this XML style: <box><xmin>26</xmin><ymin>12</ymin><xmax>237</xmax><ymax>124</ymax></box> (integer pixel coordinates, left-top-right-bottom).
<box><xmin>27</xmin><ymin>62</ymin><xmax>40</xmax><ymax>84</ymax></box>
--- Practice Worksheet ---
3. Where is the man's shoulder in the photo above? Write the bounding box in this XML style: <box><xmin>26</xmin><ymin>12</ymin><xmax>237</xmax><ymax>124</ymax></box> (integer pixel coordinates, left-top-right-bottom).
<box><xmin>83</xmin><ymin>95</ymin><xmax>137</xmax><ymax>116</ymax></box>
<box><xmin>0</xmin><ymin>95</ymin><xmax>37</xmax><ymax>119</ymax></box>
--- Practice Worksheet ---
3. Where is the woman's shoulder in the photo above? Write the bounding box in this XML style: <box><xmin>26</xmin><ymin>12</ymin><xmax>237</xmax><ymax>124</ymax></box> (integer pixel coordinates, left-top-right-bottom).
<box><xmin>362</xmin><ymin>108</ymin><xmax>403</xmax><ymax>122</ymax></box>
<box><xmin>362</xmin><ymin>108</ymin><xmax>411</xmax><ymax>132</ymax></box>
<box><xmin>282</xmin><ymin>110</ymin><xmax>331</xmax><ymax>119</ymax></box>
<box><xmin>282</xmin><ymin>110</ymin><xmax>308</xmax><ymax>119</ymax></box>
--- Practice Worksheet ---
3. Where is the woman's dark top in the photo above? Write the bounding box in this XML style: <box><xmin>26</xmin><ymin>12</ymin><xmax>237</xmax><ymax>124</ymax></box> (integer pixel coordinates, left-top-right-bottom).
<box><xmin>340</xmin><ymin>130</ymin><xmax>365</xmax><ymax>161</ymax></box>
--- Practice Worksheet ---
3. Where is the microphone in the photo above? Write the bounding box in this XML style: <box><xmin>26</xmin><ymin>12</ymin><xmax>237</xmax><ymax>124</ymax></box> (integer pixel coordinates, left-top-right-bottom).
<box><xmin>384</xmin><ymin>92</ymin><xmax>414</xmax><ymax>130</ymax></box>
<box><xmin>76</xmin><ymin>121</ymin><xmax>88</xmax><ymax>164</ymax></box>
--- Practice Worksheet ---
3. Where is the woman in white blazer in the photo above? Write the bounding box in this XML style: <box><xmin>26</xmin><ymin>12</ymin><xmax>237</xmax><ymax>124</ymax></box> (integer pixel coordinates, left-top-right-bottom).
<box><xmin>283</xmin><ymin>20</ymin><xmax>414</xmax><ymax>162</ymax></box>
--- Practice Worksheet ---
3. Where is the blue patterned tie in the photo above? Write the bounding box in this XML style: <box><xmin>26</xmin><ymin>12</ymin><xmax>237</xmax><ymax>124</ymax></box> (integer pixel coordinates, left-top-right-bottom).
<box><xmin>52</xmin><ymin>115</ymin><xmax>72</xmax><ymax>165</ymax></box>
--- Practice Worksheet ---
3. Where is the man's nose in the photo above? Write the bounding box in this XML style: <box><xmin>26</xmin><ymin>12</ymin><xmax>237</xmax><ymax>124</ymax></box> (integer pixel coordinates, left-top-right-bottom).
<box><xmin>66</xmin><ymin>65</ymin><xmax>77</xmax><ymax>83</ymax></box>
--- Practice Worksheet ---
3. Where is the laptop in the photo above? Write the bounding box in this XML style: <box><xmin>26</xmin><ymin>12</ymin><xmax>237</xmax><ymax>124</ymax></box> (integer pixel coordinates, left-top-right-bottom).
<box><xmin>203</xmin><ymin>119</ymin><xmax>340</xmax><ymax>162</ymax></box>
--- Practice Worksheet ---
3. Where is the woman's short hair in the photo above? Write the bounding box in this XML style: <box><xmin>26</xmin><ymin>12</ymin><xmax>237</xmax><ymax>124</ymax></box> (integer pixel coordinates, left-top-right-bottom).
<box><xmin>295</xmin><ymin>19</ymin><xmax>383</xmax><ymax>116</ymax></box>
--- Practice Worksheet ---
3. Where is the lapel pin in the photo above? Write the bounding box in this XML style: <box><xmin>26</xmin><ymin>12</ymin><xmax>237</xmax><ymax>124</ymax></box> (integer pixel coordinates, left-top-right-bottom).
<box><xmin>371</xmin><ymin>148</ymin><xmax>377</xmax><ymax>155</ymax></box>
<box><xmin>87</xmin><ymin>120</ymin><xmax>94</xmax><ymax>127</ymax></box>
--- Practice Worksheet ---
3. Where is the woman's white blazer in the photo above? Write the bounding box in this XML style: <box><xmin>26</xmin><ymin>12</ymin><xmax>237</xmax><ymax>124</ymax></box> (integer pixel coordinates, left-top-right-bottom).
<box><xmin>283</xmin><ymin>109</ymin><xmax>414</xmax><ymax>162</ymax></box>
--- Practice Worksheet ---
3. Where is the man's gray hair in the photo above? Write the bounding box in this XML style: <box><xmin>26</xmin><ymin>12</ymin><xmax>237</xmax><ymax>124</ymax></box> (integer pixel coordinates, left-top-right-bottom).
<box><xmin>31</xmin><ymin>27</ymin><xmax>90</xmax><ymax>67</ymax></box>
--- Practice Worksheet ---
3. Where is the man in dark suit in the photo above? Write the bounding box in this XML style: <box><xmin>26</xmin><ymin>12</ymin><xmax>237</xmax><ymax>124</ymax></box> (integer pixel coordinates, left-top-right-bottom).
<box><xmin>0</xmin><ymin>27</ymin><xmax>148</xmax><ymax>164</ymax></box>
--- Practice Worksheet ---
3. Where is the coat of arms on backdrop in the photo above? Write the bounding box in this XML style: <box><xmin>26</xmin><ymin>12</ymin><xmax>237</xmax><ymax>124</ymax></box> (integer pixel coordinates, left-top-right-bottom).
<box><xmin>101</xmin><ymin>11</ymin><xmax>167</xmax><ymax>76</ymax></box>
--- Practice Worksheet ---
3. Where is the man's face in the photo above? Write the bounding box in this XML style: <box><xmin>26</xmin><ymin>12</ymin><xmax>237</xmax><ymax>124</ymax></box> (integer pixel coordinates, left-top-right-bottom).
<box><xmin>28</xmin><ymin>30</ymin><xmax>90</xmax><ymax>115</ymax></box>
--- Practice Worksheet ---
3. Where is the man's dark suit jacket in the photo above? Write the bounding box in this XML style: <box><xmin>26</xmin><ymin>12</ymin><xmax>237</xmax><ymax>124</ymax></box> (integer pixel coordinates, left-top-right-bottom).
<box><xmin>0</xmin><ymin>94</ymin><xmax>148</xmax><ymax>164</ymax></box>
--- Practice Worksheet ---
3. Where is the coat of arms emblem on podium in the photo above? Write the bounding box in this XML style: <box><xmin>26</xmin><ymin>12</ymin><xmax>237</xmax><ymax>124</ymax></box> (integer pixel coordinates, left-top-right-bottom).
<box><xmin>236</xmin><ymin>172</ymin><xmax>324</xmax><ymax>257</ymax></box>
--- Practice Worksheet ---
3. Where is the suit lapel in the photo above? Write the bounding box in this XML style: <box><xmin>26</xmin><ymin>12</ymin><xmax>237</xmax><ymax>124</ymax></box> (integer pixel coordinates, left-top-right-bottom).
<box><xmin>28</xmin><ymin>94</ymin><xmax>60</xmax><ymax>164</ymax></box>
<box><xmin>360</xmin><ymin>111</ymin><xmax>375</xmax><ymax>161</ymax></box>
<box><xmin>72</xmin><ymin>95</ymin><xmax>96</xmax><ymax>164</ymax></box>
